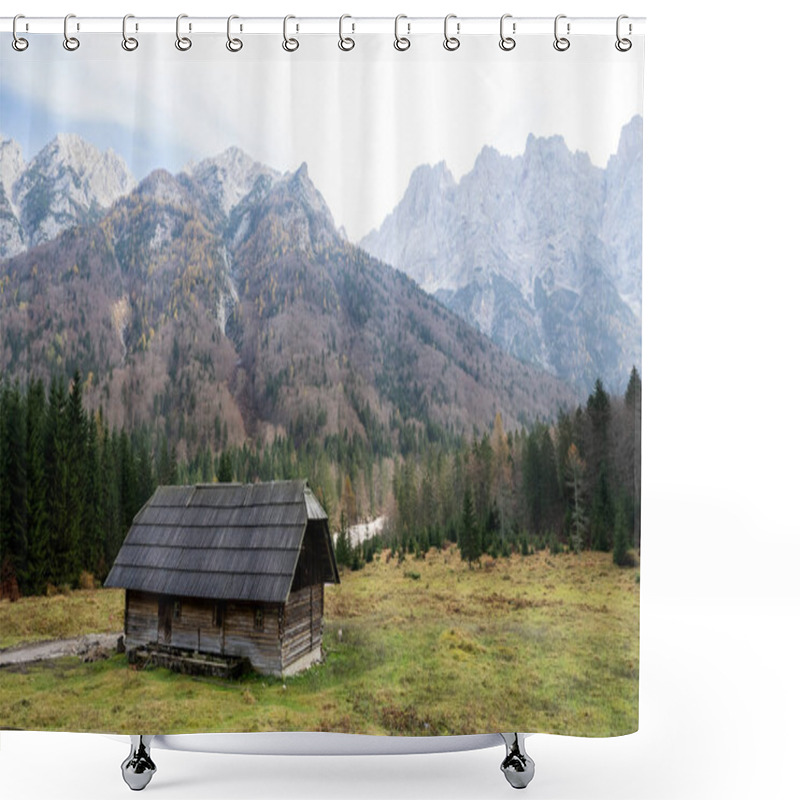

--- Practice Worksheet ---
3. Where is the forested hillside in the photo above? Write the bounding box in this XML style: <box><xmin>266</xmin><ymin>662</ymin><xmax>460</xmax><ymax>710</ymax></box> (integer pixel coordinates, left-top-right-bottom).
<box><xmin>0</xmin><ymin>136</ymin><xmax>640</xmax><ymax>598</ymax></box>
<box><xmin>0</xmin><ymin>368</ymin><xmax>640</xmax><ymax>598</ymax></box>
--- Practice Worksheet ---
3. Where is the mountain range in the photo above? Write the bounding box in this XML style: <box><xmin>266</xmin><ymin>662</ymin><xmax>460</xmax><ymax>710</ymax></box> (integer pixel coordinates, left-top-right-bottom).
<box><xmin>0</xmin><ymin>135</ymin><xmax>575</xmax><ymax>456</ymax></box>
<box><xmin>361</xmin><ymin>116</ymin><xmax>643</xmax><ymax>395</ymax></box>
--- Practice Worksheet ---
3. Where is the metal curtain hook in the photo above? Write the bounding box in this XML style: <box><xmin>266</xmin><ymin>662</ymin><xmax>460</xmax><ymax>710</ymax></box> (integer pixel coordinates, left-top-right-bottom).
<box><xmin>553</xmin><ymin>14</ymin><xmax>570</xmax><ymax>51</ymax></box>
<box><xmin>338</xmin><ymin>14</ymin><xmax>355</xmax><ymax>51</ymax></box>
<box><xmin>499</xmin><ymin>13</ymin><xmax>516</xmax><ymax>51</ymax></box>
<box><xmin>12</xmin><ymin>14</ymin><xmax>29</xmax><ymax>51</ymax></box>
<box><xmin>283</xmin><ymin>15</ymin><xmax>299</xmax><ymax>52</ymax></box>
<box><xmin>394</xmin><ymin>14</ymin><xmax>410</xmax><ymax>51</ymax></box>
<box><xmin>444</xmin><ymin>13</ymin><xmax>460</xmax><ymax>51</ymax></box>
<box><xmin>615</xmin><ymin>14</ymin><xmax>632</xmax><ymax>51</ymax></box>
<box><xmin>122</xmin><ymin>14</ymin><xmax>139</xmax><ymax>51</ymax></box>
<box><xmin>227</xmin><ymin>15</ymin><xmax>243</xmax><ymax>52</ymax></box>
<box><xmin>176</xmin><ymin>13</ymin><xmax>192</xmax><ymax>51</ymax></box>
<box><xmin>63</xmin><ymin>13</ymin><xmax>80</xmax><ymax>51</ymax></box>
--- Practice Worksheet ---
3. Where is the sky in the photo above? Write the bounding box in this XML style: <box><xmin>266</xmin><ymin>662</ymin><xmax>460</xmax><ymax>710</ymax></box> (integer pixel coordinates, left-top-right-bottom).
<box><xmin>1</xmin><ymin>31</ymin><xmax>643</xmax><ymax>241</ymax></box>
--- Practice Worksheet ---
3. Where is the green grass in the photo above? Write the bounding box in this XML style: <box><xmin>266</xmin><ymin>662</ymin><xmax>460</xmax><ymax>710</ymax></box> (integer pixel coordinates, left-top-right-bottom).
<box><xmin>0</xmin><ymin>588</ymin><xmax>125</xmax><ymax>650</ymax></box>
<box><xmin>0</xmin><ymin>548</ymin><xmax>638</xmax><ymax>737</ymax></box>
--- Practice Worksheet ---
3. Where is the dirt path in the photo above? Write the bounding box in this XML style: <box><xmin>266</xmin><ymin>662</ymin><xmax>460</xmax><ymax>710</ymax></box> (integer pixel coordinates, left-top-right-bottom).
<box><xmin>0</xmin><ymin>633</ymin><xmax>123</xmax><ymax>667</ymax></box>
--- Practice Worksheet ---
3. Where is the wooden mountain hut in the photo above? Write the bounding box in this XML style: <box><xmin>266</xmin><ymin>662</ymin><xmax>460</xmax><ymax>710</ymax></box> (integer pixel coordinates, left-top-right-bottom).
<box><xmin>105</xmin><ymin>480</ymin><xmax>339</xmax><ymax>677</ymax></box>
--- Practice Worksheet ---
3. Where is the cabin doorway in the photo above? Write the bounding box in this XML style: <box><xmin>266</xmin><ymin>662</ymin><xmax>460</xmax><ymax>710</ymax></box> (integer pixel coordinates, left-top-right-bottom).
<box><xmin>158</xmin><ymin>597</ymin><xmax>173</xmax><ymax>645</ymax></box>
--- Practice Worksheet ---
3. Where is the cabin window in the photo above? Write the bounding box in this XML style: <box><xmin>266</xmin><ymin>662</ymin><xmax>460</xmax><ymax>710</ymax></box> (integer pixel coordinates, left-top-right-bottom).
<box><xmin>254</xmin><ymin>608</ymin><xmax>264</xmax><ymax>631</ymax></box>
<box><xmin>173</xmin><ymin>600</ymin><xmax>181</xmax><ymax>620</ymax></box>
<box><xmin>213</xmin><ymin>603</ymin><xmax>224</xmax><ymax>628</ymax></box>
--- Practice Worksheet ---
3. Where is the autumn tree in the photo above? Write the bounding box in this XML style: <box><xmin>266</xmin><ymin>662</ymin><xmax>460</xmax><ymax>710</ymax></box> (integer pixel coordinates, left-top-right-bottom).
<box><xmin>564</xmin><ymin>443</ymin><xmax>587</xmax><ymax>553</ymax></box>
<box><xmin>490</xmin><ymin>412</ymin><xmax>513</xmax><ymax>535</ymax></box>
<box><xmin>342</xmin><ymin>474</ymin><xmax>358</xmax><ymax>527</ymax></box>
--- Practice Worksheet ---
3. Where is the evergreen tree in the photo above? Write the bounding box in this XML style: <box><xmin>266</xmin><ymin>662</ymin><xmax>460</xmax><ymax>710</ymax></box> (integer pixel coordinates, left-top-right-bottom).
<box><xmin>25</xmin><ymin>380</ymin><xmax>49</xmax><ymax>594</ymax></box>
<box><xmin>217</xmin><ymin>449</ymin><xmax>234</xmax><ymax>482</ymax></box>
<box><xmin>591</xmin><ymin>466</ymin><xmax>614</xmax><ymax>551</ymax></box>
<box><xmin>624</xmin><ymin>366</ymin><xmax>642</xmax><ymax>548</ymax></box>
<box><xmin>538</xmin><ymin>426</ymin><xmax>561</xmax><ymax>532</ymax></box>
<box><xmin>586</xmin><ymin>378</ymin><xmax>612</xmax><ymax>490</ymax></box>
<box><xmin>117</xmin><ymin>430</ymin><xmax>139</xmax><ymax>532</ymax></box>
<box><xmin>133</xmin><ymin>433</ymin><xmax>155</xmax><ymax>503</ymax></box>
<box><xmin>523</xmin><ymin>431</ymin><xmax>543</xmax><ymax>531</ymax></box>
<box><xmin>460</xmin><ymin>487</ymin><xmax>481</xmax><ymax>566</ymax></box>
<box><xmin>64</xmin><ymin>371</ymin><xmax>88</xmax><ymax>584</ymax></box>
<box><xmin>45</xmin><ymin>377</ymin><xmax>71</xmax><ymax>586</ymax></box>
<box><xmin>156</xmin><ymin>437</ymin><xmax>178</xmax><ymax>485</ymax></box>
<box><xmin>625</xmin><ymin>366</ymin><xmax>642</xmax><ymax>411</ymax></box>
<box><xmin>100</xmin><ymin>424</ymin><xmax>122</xmax><ymax>576</ymax></box>
<box><xmin>81</xmin><ymin>412</ymin><xmax>103</xmax><ymax>576</ymax></box>
<box><xmin>613</xmin><ymin>502</ymin><xmax>632</xmax><ymax>567</ymax></box>
<box><xmin>0</xmin><ymin>383</ymin><xmax>28</xmax><ymax>592</ymax></box>
<box><xmin>334</xmin><ymin>510</ymin><xmax>352</xmax><ymax>569</ymax></box>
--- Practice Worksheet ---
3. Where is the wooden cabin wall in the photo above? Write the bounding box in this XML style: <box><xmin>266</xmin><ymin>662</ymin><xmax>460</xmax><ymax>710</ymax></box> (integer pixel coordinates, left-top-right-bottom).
<box><xmin>124</xmin><ymin>592</ymin><xmax>286</xmax><ymax>675</ymax></box>
<box><xmin>282</xmin><ymin>584</ymin><xmax>324</xmax><ymax>668</ymax></box>
<box><xmin>125</xmin><ymin>591</ymin><xmax>159</xmax><ymax>648</ymax></box>
<box><xmin>221</xmin><ymin>601</ymin><xmax>283</xmax><ymax>675</ymax></box>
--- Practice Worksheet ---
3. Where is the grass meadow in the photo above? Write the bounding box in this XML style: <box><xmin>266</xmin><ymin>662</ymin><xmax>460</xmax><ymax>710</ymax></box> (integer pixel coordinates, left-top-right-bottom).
<box><xmin>0</xmin><ymin>546</ymin><xmax>639</xmax><ymax>737</ymax></box>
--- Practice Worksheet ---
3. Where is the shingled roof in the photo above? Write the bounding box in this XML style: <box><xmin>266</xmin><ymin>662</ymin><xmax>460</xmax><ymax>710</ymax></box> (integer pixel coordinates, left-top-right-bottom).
<box><xmin>105</xmin><ymin>480</ymin><xmax>338</xmax><ymax>604</ymax></box>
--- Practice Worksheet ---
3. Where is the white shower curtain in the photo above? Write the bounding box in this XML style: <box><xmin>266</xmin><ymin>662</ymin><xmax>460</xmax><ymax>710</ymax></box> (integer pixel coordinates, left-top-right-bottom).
<box><xmin>0</xmin><ymin>15</ymin><xmax>643</xmax><ymax>740</ymax></box>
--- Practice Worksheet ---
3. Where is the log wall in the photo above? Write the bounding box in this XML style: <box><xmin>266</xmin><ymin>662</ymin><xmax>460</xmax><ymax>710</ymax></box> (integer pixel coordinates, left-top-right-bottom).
<box><xmin>125</xmin><ymin>590</ymin><xmax>159</xmax><ymax>648</ymax></box>
<box><xmin>125</xmin><ymin>585</ymin><xmax>325</xmax><ymax>676</ymax></box>
<box><xmin>281</xmin><ymin>584</ymin><xmax>324</xmax><ymax>669</ymax></box>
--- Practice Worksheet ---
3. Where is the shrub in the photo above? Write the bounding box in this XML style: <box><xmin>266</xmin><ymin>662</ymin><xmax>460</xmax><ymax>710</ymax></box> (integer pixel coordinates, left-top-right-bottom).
<box><xmin>79</xmin><ymin>571</ymin><xmax>96</xmax><ymax>591</ymax></box>
<box><xmin>403</xmin><ymin>570</ymin><xmax>421</xmax><ymax>581</ymax></box>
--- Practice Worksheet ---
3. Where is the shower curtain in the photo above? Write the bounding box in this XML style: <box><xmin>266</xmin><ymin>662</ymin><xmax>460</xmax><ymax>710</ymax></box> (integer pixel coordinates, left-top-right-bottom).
<box><xmin>0</xmin><ymin>17</ymin><xmax>644</xmax><ymax>739</ymax></box>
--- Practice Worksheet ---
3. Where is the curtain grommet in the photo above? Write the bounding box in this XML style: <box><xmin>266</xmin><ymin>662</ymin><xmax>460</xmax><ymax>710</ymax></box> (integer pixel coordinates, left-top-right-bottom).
<box><xmin>226</xmin><ymin>15</ymin><xmax>243</xmax><ymax>52</ymax></box>
<box><xmin>282</xmin><ymin>15</ymin><xmax>299</xmax><ymax>52</ymax></box>
<box><xmin>175</xmin><ymin>14</ymin><xmax>192</xmax><ymax>51</ymax></box>
<box><xmin>615</xmin><ymin>15</ymin><xmax>632</xmax><ymax>52</ymax></box>
<box><xmin>12</xmin><ymin>14</ymin><xmax>29</xmax><ymax>51</ymax></box>
<box><xmin>63</xmin><ymin>13</ymin><xmax>80</xmax><ymax>51</ymax></box>
<box><xmin>121</xmin><ymin>14</ymin><xmax>139</xmax><ymax>52</ymax></box>
<box><xmin>338</xmin><ymin>14</ymin><xmax>355</xmax><ymax>51</ymax></box>
<box><xmin>444</xmin><ymin>14</ymin><xmax>460</xmax><ymax>51</ymax></box>
<box><xmin>394</xmin><ymin>14</ymin><xmax>411</xmax><ymax>51</ymax></box>
<box><xmin>553</xmin><ymin>14</ymin><xmax>570</xmax><ymax>52</ymax></box>
<box><xmin>499</xmin><ymin>14</ymin><xmax>516</xmax><ymax>51</ymax></box>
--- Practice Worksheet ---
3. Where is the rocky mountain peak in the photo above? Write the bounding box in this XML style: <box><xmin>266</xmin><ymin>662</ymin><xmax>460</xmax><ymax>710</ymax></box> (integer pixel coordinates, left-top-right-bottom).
<box><xmin>405</xmin><ymin>161</ymin><xmax>456</xmax><ymax>206</ymax></box>
<box><xmin>286</xmin><ymin>163</ymin><xmax>331</xmax><ymax>218</ymax></box>
<box><xmin>0</xmin><ymin>139</ymin><xmax>26</xmax><ymax>259</ymax></box>
<box><xmin>6</xmin><ymin>133</ymin><xmax>135</xmax><ymax>250</ymax></box>
<box><xmin>611</xmin><ymin>115</ymin><xmax>643</xmax><ymax>166</ymax></box>
<box><xmin>360</xmin><ymin>118</ymin><xmax>643</xmax><ymax>395</ymax></box>
<box><xmin>0</xmin><ymin>138</ymin><xmax>25</xmax><ymax>208</ymax></box>
<box><xmin>225</xmin><ymin>163</ymin><xmax>339</xmax><ymax>253</ymax></box>
<box><xmin>184</xmin><ymin>146</ymin><xmax>279</xmax><ymax>216</ymax></box>
<box><xmin>27</xmin><ymin>134</ymin><xmax>135</xmax><ymax>205</ymax></box>
<box><xmin>135</xmin><ymin>168</ymin><xmax>191</xmax><ymax>207</ymax></box>
<box><xmin>602</xmin><ymin>115</ymin><xmax>643</xmax><ymax>314</ymax></box>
